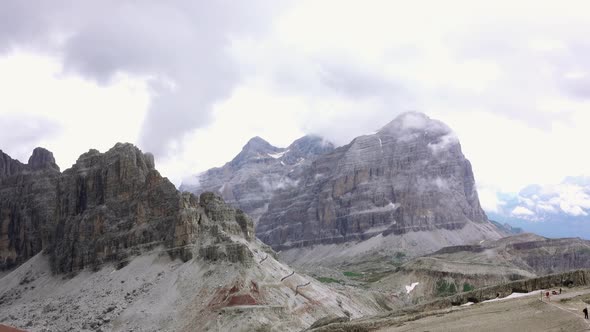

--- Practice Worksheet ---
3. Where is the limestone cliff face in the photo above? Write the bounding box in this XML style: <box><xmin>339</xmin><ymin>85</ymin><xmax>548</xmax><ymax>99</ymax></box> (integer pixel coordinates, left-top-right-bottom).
<box><xmin>0</xmin><ymin>150</ymin><xmax>25</xmax><ymax>179</ymax></box>
<box><xmin>0</xmin><ymin>148</ymin><xmax>60</xmax><ymax>270</ymax></box>
<box><xmin>0</xmin><ymin>143</ymin><xmax>254</xmax><ymax>273</ymax></box>
<box><xmin>256</xmin><ymin>112</ymin><xmax>498</xmax><ymax>250</ymax></box>
<box><xmin>181</xmin><ymin>135</ymin><xmax>334</xmax><ymax>222</ymax></box>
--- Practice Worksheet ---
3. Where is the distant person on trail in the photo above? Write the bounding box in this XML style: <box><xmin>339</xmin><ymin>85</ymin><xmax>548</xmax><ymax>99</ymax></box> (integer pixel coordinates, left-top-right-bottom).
<box><xmin>584</xmin><ymin>307</ymin><xmax>588</xmax><ymax>319</ymax></box>
<box><xmin>559</xmin><ymin>288</ymin><xmax>562</xmax><ymax>294</ymax></box>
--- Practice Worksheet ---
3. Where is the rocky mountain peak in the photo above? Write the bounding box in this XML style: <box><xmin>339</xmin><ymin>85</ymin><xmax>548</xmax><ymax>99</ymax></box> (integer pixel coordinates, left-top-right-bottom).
<box><xmin>282</xmin><ymin>135</ymin><xmax>335</xmax><ymax>165</ymax></box>
<box><xmin>28</xmin><ymin>147</ymin><xmax>59</xmax><ymax>172</ymax></box>
<box><xmin>243</xmin><ymin>136</ymin><xmax>278</xmax><ymax>152</ymax></box>
<box><xmin>181</xmin><ymin>135</ymin><xmax>335</xmax><ymax>222</ymax></box>
<box><xmin>230</xmin><ymin>136</ymin><xmax>282</xmax><ymax>167</ymax></box>
<box><xmin>378</xmin><ymin>111</ymin><xmax>453</xmax><ymax>138</ymax></box>
<box><xmin>0</xmin><ymin>150</ymin><xmax>25</xmax><ymax>179</ymax></box>
<box><xmin>71</xmin><ymin>143</ymin><xmax>155</xmax><ymax>179</ymax></box>
<box><xmin>257</xmin><ymin>113</ymin><xmax>500</xmax><ymax>256</ymax></box>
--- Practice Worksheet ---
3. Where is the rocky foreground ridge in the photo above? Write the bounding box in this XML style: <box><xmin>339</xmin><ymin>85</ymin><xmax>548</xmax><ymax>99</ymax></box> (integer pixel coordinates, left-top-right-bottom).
<box><xmin>0</xmin><ymin>143</ymin><xmax>256</xmax><ymax>272</ymax></box>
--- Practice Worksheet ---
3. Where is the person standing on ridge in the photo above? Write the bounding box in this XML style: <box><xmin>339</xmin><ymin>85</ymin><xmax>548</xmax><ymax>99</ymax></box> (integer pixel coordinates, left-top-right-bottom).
<box><xmin>583</xmin><ymin>307</ymin><xmax>588</xmax><ymax>319</ymax></box>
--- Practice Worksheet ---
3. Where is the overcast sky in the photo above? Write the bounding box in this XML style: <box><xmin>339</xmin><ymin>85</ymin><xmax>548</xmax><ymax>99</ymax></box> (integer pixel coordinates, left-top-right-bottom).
<box><xmin>1</xmin><ymin>0</ymin><xmax>590</xmax><ymax>214</ymax></box>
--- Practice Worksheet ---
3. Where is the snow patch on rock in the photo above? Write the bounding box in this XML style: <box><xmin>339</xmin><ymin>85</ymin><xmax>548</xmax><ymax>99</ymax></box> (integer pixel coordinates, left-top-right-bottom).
<box><xmin>405</xmin><ymin>282</ymin><xmax>419</xmax><ymax>294</ymax></box>
<box><xmin>268</xmin><ymin>150</ymin><xmax>288</xmax><ymax>159</ymax></box>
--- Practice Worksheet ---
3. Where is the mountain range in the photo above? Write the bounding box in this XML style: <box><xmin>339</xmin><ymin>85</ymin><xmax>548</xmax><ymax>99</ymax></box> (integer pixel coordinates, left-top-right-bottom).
<box><xmin>183</xmin><ymin>112</ymin><xmax>506</xmax><ymax>264</ymax></box>
<box><xmin>180</xmin><ymin>135</ymin><xmax>335</xmax><ymax>222</ymax></box>
<box><xmin>1</xmin><ymin>112</ymin><xmax>589</xmax><ymax>331</ymax></box>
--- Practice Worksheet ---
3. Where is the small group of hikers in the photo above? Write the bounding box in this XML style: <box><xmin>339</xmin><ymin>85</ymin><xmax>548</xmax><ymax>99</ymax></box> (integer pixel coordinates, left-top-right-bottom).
<box><xmin>538</xmin><ymin>287</ymin><xmax>589</xmax><ymax>320</ymax></box>
<box><xmin>542</xmin><ymin>288</ymin><xmax>563</xmax><ymax>301</ymax></box>
<box><xmin>540</xmin><ymin>288</ymin><xmax>588</xmax><ymax>320</ymax></box>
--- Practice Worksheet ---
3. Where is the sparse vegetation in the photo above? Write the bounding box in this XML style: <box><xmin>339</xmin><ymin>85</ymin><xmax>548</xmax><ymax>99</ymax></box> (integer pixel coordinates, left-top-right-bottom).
<box><xmin>363</xmin><ymin>270</ymin><xmax>393</xmax><ymax>283</ymax></box>
<box><xmin>343</xmin><ymin>271</ymin><xmax>363</xmax><ymax>278</ymax></box>
<box><xmin>463</xmin><ymin>283</ymin><xmax>475</xmax><ymax>292</ymax></box>
<box><xmin>388</xmin><ymin>251</ymin><xmax>408</xmax><ymax>267</ymax></box>
<box><xmin>394</xmin><ymin>251</ymin><xmax>406</xmax><ymax>259</ymax></box>
<box><xmin>435</xmin><ymin>279</ymin><xmax>458</xmax><ymax>297</ymax></box>
<box><xmin>449</xmin><ymin>282</ymin><xmax>457</xmax><ymax>294</ymax></box>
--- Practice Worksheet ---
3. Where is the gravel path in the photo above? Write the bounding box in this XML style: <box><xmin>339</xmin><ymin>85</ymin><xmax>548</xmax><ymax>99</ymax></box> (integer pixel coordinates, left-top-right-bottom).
<box><xmin>379</xmin><ymin>287</ymin><xmax>590</xmax><ymax>332</ymax></box>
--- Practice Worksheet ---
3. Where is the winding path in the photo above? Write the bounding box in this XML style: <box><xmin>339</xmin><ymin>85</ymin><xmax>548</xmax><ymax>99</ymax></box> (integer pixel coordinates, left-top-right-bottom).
<box><xmin>538</xmin><ymin>291</ymin><xmax>590</xmax><ymax>331</ymax></box>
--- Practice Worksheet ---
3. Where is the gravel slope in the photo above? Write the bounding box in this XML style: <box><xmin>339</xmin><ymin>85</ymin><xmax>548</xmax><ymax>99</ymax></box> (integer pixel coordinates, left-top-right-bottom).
<box><xmin>0</xmin><ymin>243</ymin><xmax>387</xmax><ymax>332</ymax></box>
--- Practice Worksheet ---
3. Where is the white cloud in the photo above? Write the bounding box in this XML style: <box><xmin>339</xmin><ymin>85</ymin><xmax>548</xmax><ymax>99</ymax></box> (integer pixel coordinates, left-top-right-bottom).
<box><xmin>536</xmin><ymin>203</ymin><xmax>557</xmax><ymax>213</ymax></box>
<box><xmin>2</xmin><ymin>0</ymin><xmax>590</xmax><ymax>194</ymax></box>
<box><xmin>512</xmin><ymin>206</ymin><xmax>535</xmax><ymax>216</ymax></box>
<box><xmin>428</xmin><ymin>133</ymin><xmax>459</xmax><ymax>154</ymax></box>
<box><xmin>478</xmin><ymin>186</ymin><xmax>502</xmax><ymax>213</ymax></box>
<box><xmin>559</xmin><ymin>202</ymin><xmax>587</xmax><ymax>217</ymax></box>
<box><xmin>491</xmin><ymin>178</ymin><xmax>590</xmax><ymax>223</ymax></box>
<box><xmin>0</xmin><ymin>50</ymin><xmax>150</xmax><ymax>168</ymax></box>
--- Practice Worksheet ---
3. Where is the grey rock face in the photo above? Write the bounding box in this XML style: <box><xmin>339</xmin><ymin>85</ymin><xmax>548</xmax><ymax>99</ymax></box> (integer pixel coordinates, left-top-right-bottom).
<box><xmin>0</xmin><ymin>150</ymin><xmax>26</xmax><ymax>179</ymax></box>
<box><xmin>0</xmin><ymin>148</ymin><xmax>60</xmax><ymax>270</ymax></box>
<box><xmin>28</xmin><ymin>148</ymin><xmax>60</xmax><ymax>172</ymax></box>
<box><xmin>257</xmin><ymin>112</ymin><xmax>497</xmax><ymax>250</ymax></box>
<box><xmin>49</xmin><ymin>143</ymin><xmax>182</xmax><ymax>272</ymax></box>
<box><xmin>0</xmin><ymin>143</ymin><xmax>255</xmax><ymax>272</ymax></box>
<box><xmin>181</xmin><ymin>135</ymin><xmax>335</xmax><ymax>222</ymax></box>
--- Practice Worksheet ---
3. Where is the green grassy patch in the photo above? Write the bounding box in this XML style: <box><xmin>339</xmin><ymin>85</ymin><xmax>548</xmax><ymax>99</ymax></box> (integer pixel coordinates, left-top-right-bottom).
<box><xmin>463</xmin><ymin>282</ymin><xmax>475</xmax><ymax>292</ymax></box>
<box><xmin>343</xmin><ymin>271</ymin><xmax>363</xmax><ymax>278</ymax></box>
<box><xmin>435</xmin><ymin>279</ymin><xmax>458</xmax><ymax>297</ymax></box>
<box><xmin>387</xmin><ymin>251</ymin><xmax>408</xmax><ymax>267</ymax></box>
<box><xmin>364</xmin><ymin>271</ymin><xmax>393</xmax><ymax>283</ymax></box>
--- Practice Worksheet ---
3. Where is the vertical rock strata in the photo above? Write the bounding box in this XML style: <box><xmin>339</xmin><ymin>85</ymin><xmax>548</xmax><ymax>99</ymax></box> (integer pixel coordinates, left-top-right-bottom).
<box><xmin>0</xmin><ymin>148</ymin><xmax>60</xmax><ymax>270</ymax></box>
<box><xmin>0</xmin><ymin>143</ymin><xmax>254</xmax><ymax>272</ymax></box>
<box><xmin>256</xmin><ymin>112</ymin><xmax>497</xmax><ymax>250</ymax></box>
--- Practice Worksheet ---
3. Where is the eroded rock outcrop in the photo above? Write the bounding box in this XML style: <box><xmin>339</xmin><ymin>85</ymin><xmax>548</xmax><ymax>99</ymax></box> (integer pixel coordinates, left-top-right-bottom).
<box><xmin>0</xmin><ymin>143</ymin><xmax>255</xmax><ymax>272</ymax></box>
<box><xmin>257</xmin><ymin>112</ymin><xmax>500</xmax><ymax>250</ymax></box>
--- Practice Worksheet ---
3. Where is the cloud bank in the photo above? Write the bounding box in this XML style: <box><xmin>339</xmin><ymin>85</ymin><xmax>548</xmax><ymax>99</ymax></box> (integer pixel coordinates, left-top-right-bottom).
<box><xmin>1</xmin><ymin>0</ymin><xmax>590</xmax><ymax>198</ymax></box>
<box><xmin>0</xmin><ymin>0</ymin><xmax>282</xmax><ymax>158</ymax></box>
